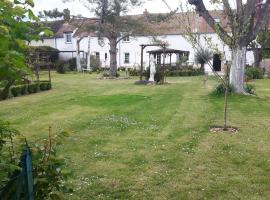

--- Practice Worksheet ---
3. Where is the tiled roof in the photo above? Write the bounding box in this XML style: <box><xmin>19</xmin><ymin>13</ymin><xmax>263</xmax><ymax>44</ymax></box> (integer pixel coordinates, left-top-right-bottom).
<box><xmin>44</xmin><ymin>10</ymin><xmax>228</xmax><ymax>38</ymax></box>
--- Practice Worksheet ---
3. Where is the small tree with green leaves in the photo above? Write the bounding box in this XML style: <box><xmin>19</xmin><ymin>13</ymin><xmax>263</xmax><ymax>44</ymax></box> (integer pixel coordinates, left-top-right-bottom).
<box><xmin>195</xmin><ymin>48</ymin><xmax>213</xmax><ymax>73</ymax></box>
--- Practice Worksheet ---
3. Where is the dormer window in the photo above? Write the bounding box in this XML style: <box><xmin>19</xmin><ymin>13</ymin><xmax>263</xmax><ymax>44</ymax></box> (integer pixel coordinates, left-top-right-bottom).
<box><xmin>65</xmin><ymin>32</ymin><xmax>72</xmax><ymax>44</ymax></box>
<box><xmin>123</xmin><ymin>35</ymin><xmax>130</xmax><ymax>42</ymax></box>
<box><xmin>214</xmin><ymin>17</ymin><xmax>220</xmax><ymax>23</ymax></box>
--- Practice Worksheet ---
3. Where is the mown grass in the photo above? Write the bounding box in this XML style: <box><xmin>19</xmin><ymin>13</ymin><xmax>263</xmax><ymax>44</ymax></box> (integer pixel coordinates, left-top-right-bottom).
<box><xmin>0</xmin><ymin>73</ymin><xmax>269</xmax><ymax>200</ymax></box>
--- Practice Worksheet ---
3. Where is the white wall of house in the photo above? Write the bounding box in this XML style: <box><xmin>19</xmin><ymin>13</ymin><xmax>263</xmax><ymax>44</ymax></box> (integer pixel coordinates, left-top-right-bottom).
<box><xmin>30</xmin><ymin>32</ymin><xmax>255</xmax><ymax>74</ymax></box>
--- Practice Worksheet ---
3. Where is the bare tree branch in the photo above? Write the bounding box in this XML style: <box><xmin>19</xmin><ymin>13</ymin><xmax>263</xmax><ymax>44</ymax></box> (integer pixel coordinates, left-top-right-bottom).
<box><xmin>188</xmin><ymin>0</ymin><xmax>233</xmax><ymax>46</ymax></box>
<box><xmin>251</xmin><ymin>0</ymin><xmax>270</xmax><ymax>40</ymax></box>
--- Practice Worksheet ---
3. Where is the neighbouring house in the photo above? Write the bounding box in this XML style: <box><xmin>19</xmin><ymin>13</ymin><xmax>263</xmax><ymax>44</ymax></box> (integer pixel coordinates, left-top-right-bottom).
<box><xmin>30</xmin><ymin>10</ymin><xmax>255</xmax><ymax>74</ymax></box>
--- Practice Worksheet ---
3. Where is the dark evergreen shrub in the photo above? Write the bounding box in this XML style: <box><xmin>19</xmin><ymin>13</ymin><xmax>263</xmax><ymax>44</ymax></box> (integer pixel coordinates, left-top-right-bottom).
<box><xmin>245</xmin><ymin>67</ymin><xmax>264</xmax><ymax>80</ymax></box>
<box><xmin>56</xmin><ymin>61</ymin><xmax>69</xmax><ymax>74</ymax></box>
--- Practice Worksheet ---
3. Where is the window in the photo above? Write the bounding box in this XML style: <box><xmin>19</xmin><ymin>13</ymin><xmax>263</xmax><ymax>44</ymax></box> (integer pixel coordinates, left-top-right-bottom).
<box><xmin>105</xmin><ymin>53</ymin><xmax>108</xmax><ymax>60</ymax></box>
<box><xmin>65</xmin><ymin>32</ymin><xmax>72</xmax><ymax>43</ymax></box>
<box><xmin>157</xmin><ymin>54</ymin><xmax>161</xmax><ymax>65</ymax></box>
<box><xmin>124</xmin><ymin>53</ymin><xmax>130</xmax><ymax>64</ymax></box>
<box><xmin>214</xmin><ymin>17</ymin><xmax>220</xmax><ymax>23</ymax></box>
<box><xmin>123</xmin><ymin>35</ymin><xmax>130</xmax><ymax>42</ymax></box>
<box><xmin>95</xmin><ymin>52</ymin><xmax>100</xmax><ymax>61</ymax></box>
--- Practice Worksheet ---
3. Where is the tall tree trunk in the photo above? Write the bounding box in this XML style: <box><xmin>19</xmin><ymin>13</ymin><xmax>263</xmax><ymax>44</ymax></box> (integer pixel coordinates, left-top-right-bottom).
<box><xmin>76</xmin><ymin>39</ymin><xmax>81</xmax><ymax>72</ymax></box>
<box><xmin>87</xmin><ymin>36</ymin><xmax>91</xmax><ymax>70</ymax></box>
<box><xmin>229</xmin><ymin>46</ymin><xmax>247</xmax><ymax>94</ymax></box>
<box><xmin>0</xmin><ymin>79</ymin><xmax>15</xmax><ymax>100</ymax></box>
<box><xmin>200</xmin><ymin>63</ymin><xmax>205</xmax><ymax>73</ymax></box>
<box><xmin>109</xmin><ymin>38</ymin><xmax>118</xmax><ymax>77</ymax></box>
<box><xmin>253</xmin><ymin>47</ymin><xmax>263</xmax><ymax>68</ymax></box>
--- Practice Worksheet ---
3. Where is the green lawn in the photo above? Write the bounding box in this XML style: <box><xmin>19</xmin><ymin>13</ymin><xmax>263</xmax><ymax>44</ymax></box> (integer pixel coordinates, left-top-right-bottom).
<box><xmin>1</xmin><ymin>73</ymin><xmax>270</xmax><ymax>200</ymax></box>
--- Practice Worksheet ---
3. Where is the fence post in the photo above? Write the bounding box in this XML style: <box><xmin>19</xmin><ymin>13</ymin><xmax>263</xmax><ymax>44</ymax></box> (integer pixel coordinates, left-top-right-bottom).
<box><xmin>21</xmin><ymin>147</ymin><xmax>34</xmax><ymax>200</ymax></box>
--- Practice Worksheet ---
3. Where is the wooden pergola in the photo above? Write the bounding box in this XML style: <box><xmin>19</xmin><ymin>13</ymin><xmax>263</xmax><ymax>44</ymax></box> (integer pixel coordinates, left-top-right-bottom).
<box><xmin>147</xmin><ymin>48</ymin><xmax>190</xmax><ymax>67</ymax></box>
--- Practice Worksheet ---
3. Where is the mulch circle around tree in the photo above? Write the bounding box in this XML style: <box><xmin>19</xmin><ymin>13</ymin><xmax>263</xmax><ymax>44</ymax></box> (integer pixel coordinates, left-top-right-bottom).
<box><xmin>210</xmin><ymin>126</ymin><xmax>239</xmax><ymax>134</ymax></box>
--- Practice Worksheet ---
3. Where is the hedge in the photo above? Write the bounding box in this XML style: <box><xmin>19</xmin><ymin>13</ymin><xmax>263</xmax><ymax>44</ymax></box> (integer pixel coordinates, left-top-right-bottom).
<box><xmin>8</xmin><ymin>81</ymin><xmax>52</xmax><ymax>99</ymax></box>
<box><xmin>128</xmin><ymin>66</ymin><xmax>204</xmax><ymax>77</ymax></box>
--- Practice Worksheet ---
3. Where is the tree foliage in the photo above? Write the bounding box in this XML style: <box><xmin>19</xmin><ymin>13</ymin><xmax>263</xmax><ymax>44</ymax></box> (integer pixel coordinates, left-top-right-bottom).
<box><xmin>195</xmin><ymin>48</ymin><xmax>213</xmax><ymax>70</ymax></box>
<box><xmin>0</xmin><ymin>0</ymin><xmax>51</xmax><ymax>100</ymax></box>
<box><xmin>38</xmin><ymin>8</ymin><xmax>71</xmax><ymax>22</ymax></box>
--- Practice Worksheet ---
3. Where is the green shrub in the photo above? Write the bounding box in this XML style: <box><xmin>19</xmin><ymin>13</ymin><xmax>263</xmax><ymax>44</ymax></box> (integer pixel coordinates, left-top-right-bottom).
<box><xmin>144</xmin><ymin>65</ymin><xmax>164</xmax><ymax>83</ymax></box>
<box><xmin>212</xmin><ymin>83</ymin><xmax>234</xmax><ymax>96</ymax></box>
<box><xmin>11</xmin><ymin>86</ymin><xmax>22</xmax><ymax>97</ymax></box>
<box><xmin>129</xmin><ymin>68</ymin><xmax>141</xmax><ymax>76</ymax></box>
<box><xmin>31</xmin><ymin>130</ymin><xmax>71</xmax><ymax>199</ymax></box>
<box><xmin>0</xmin><ymin>120</ymin><xmax>20</xmax><ymax>189</ymax></box>
<box><xmin>0</xmin><ymin>121</ymin><xmax>71</xmax><ymax>199</ymax></box>
<box><xmin>39</xmin><ymin>81</ymin><xmax>51</xmax><ymax>91</ymax></box>
<box><xmin>28</xmin><ymin>83</ymin><xmax>40</xmax><ymax>93</ymax></box>
<box><xmin>56</xmin><ymin>61</ymin><xmax>69</xmax><ymax>74</ymax></box>
<box><xmin>67</xmin><ymin>58</ymin><xmax>77</xmax><ymax>71</ymax></box>
<box><xmin>90</xmin><ymin>55</ymin><xmax>101</xmax><ymax>72</ymax></box>
<box><xmin>118</xmin><ymin>67</ymin><xmax>127</xmax><ymax>71</ymax></box>
<box><xmin>103</xmin><ymin>72</ymin><xmax>110</xmax><ymax>77</ymax></box>
<box><xmin>245</xmin><ymin>84</ymin><xmax>256</xmax><ymax>94</ymax></box>
<box><xmin>21</xmin><ymin>85</ymin><xmax>28</xmax><ymax>95</ymax></box>
<box><xmin>245</xmin><ymin>67</ymin><xmax>264</xmax><ymax>80</ymax></box>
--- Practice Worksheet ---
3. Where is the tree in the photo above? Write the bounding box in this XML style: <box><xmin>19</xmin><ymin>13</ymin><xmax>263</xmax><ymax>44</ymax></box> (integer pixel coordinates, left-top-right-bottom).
<box><xmin>0</xmin><ymin>0</ymin><xmax>51</xmax><ymax>100</ymax></box>
<box><xmin>251</xmin><ymin>27</ymin><xmax>270</xmax><ymax>67</ymax></box>
<box><xmin>188</xmin><ymin>0</ymin><xmax>270</xmax><ymax>93</ymax></box>
<box><xmin>83</xmin><ymin>0</ymin><xmax>144</xmax><ymax>77</ymax></box>
<box><xmin>195</xmin><ymin>48</ymin><xmax>213</xmax><ymax>73</ymax></box>
<box><xmin>38</xmin><ymin>8</ymin><xmax>71</xmax><ymax>22</ymax></box>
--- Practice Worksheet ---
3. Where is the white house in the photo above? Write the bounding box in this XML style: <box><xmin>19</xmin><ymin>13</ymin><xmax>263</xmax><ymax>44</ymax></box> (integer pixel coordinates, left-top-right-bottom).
<box><xmin>30</xmin><ymin>11</ymin><xmax>255</xmax><ymax>74</ymax></box>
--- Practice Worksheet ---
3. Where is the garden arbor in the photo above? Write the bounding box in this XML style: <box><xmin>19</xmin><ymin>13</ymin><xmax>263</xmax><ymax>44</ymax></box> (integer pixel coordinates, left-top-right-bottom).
<box><xmin>140</xmin><ymin>43</ymin><xmax>190</xmax><ymax>83</ymax></box>
<box><xmin>147</xmin><ymin>48</ymin><xmax>190</xmax><ymax>67</ymax></box>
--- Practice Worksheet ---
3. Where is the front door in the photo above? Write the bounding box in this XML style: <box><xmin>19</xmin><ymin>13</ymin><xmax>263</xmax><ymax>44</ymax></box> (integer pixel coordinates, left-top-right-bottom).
<box><xmin>213</xmin><ymin>54</ymin><xmax>221</xmax><ymax>71</ymax></box>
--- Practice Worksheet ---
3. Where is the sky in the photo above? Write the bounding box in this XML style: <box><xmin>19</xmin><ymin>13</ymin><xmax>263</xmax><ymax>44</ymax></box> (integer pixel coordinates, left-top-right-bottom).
<box><xmin>32</xmin><ymin>0</ymin><xmax>191</xmax><ymax>17</ymax></box>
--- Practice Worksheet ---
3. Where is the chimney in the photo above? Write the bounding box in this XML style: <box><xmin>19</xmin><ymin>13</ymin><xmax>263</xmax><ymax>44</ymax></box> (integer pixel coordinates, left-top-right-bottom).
<box><xmin>143</xmin><ymin>9</ymin><xmax>148</xmax><ymax>17</ymax></box>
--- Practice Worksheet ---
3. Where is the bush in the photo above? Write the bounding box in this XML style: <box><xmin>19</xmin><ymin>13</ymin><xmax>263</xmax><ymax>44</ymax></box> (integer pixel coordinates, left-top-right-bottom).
<box><xmin>1</xmin><ymin>82</ymin><xmax>51</xmax><ymax>100</ymax></box>
<box><xmin>21</xmin><ymin>85</ymin><xmax>28</xmax><ymax>95</ymax></box>
<box><xmin>118</xmin><ymin>67</ymin><xmax>127</xmax><ymax>71</ymax></box>
<box><xmin>245</xmin><ymin>67</ymin><xmax>264</xmax><ymax>80</ymax></box>
<box><xmin>129</xmin><ymin>68</ymin><xmax>141</xmax><ymax>76</ymax></box>
<box><xmin>212</xmin><ymin>83</ymin><xmax>234</xmax><ymax>96</ymax></box>
<box><xmin>67</xmin><ymin>58</ymin><xmax>77</xmax><ymax>71</ymax></box>
<box><xmin>144</xmin><ymin>65</ymin><xmax>164</xmax><ymax>83</ymax></box>
<box><xmin>245</xmin><ymin>84</ymin><xmax>256</xmax><ymax>94</ymax></box>
<box><xmin>31</xmin><ymin>130</ymin><xmax>71</xmax><ymax>199</ymax></box>
<box><xmin>11</xmin><ymin>86</ymin><xmax>22</xmax><ymax>97</ymax></box>
<box><xmin>90</xmin><ymin>55</ymin><xmax>101</xmax><ymax>72</ymax></box>
<box><xmin>103</xmin><ymin>72</ymin><xmax>110</xmax><ymax>77</ymax></box>
<box><xmin>0</xmin><ymin>121</ymin><xmax>71</xmax><ymax>199</ymax></box>
<box><xmin>178</xmin><ymin>67</ymin><xmax>204</xmax><ymax>76</ymax></box>
<box><xmin>28</xmin><ymin>83</ymin><xmax>40</xmax><ymax>93</ymax></box>
<box><xmin>39</xmin><ymin>81</ymin><xmax>52</xmax><ymax>91</ymax></box>
<box><xmin>56</xmin><ymin>61</ymin><xmax>69</xmax><ymax>74</ymax></box>
<box><xmin>102</xmin><ymin>72</ymin><xmax>120</xmax><ymax>78</ymax></box>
